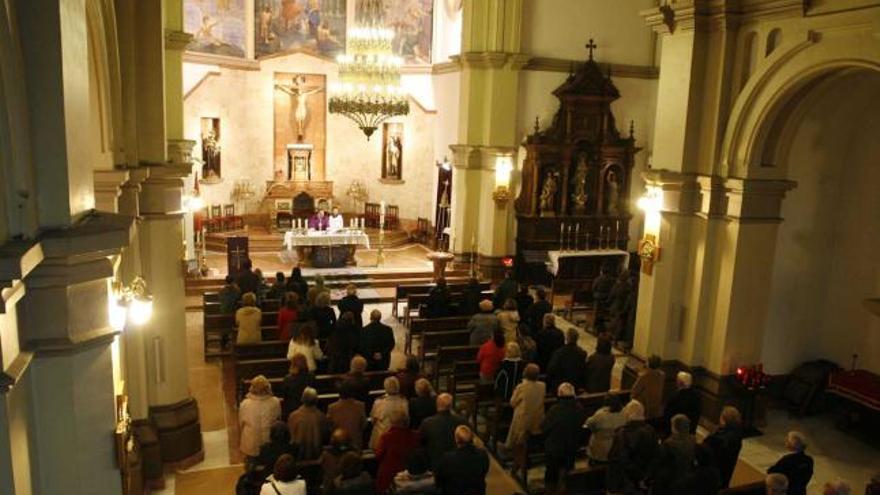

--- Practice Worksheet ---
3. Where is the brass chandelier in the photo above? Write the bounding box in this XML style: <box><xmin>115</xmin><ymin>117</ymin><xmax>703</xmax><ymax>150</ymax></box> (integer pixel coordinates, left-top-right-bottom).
<box><xmin>329</xmin><ymin>0</ymin><xmax>409</xmax><ymax>139</ymax></box>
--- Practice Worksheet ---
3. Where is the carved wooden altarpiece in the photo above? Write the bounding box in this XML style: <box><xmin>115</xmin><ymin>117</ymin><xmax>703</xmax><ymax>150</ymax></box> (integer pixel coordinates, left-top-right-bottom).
<box><xmin>515</xmin><ymin>46</ymin><xmax>640</xmax><ymax>285</ymax></box>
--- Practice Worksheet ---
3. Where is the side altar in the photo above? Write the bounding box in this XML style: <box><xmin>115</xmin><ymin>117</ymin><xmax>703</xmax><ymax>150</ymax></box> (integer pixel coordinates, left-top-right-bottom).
<box><xmin>515</xmin><ymin>41</ymin><xmax>640</xmax><ymax>288</ymax></box>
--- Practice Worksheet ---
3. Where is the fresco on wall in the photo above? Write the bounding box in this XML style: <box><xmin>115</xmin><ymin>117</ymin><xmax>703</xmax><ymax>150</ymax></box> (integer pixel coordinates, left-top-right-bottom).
<box><xmin>255</xmin><ymin>0</ymin><xmax>347</xmax><ymax>59</ymax></box>
<box><xmin>383</xmin><ymin>0</ymin><xmax>433</xmax><ymax>65</ymax></box>
<box><xmin>185</xmin><ymin>0</ymin><xmax>247</xmax><ymax>58</ymax></box>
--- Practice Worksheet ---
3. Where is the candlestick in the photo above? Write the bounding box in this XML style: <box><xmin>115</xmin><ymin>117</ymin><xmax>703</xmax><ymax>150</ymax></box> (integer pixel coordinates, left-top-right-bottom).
<box><xmin>575</xmin><ymin>223</ymin><xmax>580</xmax><ymax>251</ymax></box>
<box><xmin>559</xmin><ymin>222</ymin><xmax>565</xmax><ymax>251</ymax></box>
<box><xmin>615</xmin><ymin>220</ymin><xmax>621</xmax><ymax>249</ymax></box>
<box><xmin>600</xmin><ymin>226</ymin><xmax>607</xmax><ymax>249</ymax></box>
<box><xmin>586</xmin><ymin>232</ymin><xmax>591</xmax><ymax>251</ymax></box>
<box><xmin>567</xmin><ymin>225</ymin><xmax>573</xmax><ymax>252</ymax></box>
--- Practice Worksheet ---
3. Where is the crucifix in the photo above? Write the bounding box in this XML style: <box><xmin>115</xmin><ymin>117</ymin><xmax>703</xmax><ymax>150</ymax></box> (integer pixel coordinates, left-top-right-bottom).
<box><xmin>585</xmin><ymin>38</ymin><xmax>597</xmax><ymax>60</ymax></box>
<box><xmin>275</xmin><ymin>75</ymin><xmax>323</xmax><ymax>142</ymax></box>
<box><xmin>226</xmin><ymin>236</ymin><xmax>249</xmax><ymax>277</ymax></box>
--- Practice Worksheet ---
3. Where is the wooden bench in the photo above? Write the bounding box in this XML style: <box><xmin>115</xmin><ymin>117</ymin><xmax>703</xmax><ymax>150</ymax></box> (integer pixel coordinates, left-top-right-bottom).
<box><xmin>432</xmin><ymin>345</ymin><xmax>481</xmax><ymax>391</ymax></box>
<box><xmin>241</xmin><ymin>369</ymin><xmax>396</xmax><ymax>400</ymax></box>
<box><xmin>564</xmin><ymin>465</ymin><xmax>609</xmax><ymax>495</ymax></box>
<box><xmin>234</xmin><ymin>340</ymin><xmax>288</xmax><ymax>360</ymax></box>
<box><xmin>406</xmin><ymin>315</ymin><xmax>471</xmax><ymax>352</ymax></box>
<box><xmin>203</xmin><ymin>298</ymin><xmax>282</xmax><ymax>314</ymax></box>
<box><xmin>418</xmin><ymin>330</ymin><xmax>471</xmax><ymax>364</ymax></box>
<box><xmin>393</xmin><ymin>281</ymin><xmax>491</xmax><ymax>317</ymax></box>
<box><xmin>402</xmin><ymin>289</ymin><xmax>493</xmax><ymax>326</ymax></box>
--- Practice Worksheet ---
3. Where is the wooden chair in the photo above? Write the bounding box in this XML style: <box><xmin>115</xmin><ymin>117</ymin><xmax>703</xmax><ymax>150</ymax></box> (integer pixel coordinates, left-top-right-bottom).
<box><xmin>364</xmin><ymin>202</ymin><xmax>380</xmax><ymax>228</ymax></box>
<box><xmin>386</xmin><ymin>205</ymin><xmax>400</xmax><ymax>230</ymax></box>
<box><xmin>274</xmin><ymin>199</ymin><xmax>293</xmax><ymax>230</ymax></box>
<box><xmin>224</xmin><ymin>204</ymin><xmax>244</xmax><ymax>230</ymax></box>
<box><xmin>413</xmin><ymin>217</ymin><xmax>430</xmax><ymax>244</ymax></box>
<box><xmin>566</xmin><ymin>287</ymin><xmax>594</xmax><ymax>321</ymax></box>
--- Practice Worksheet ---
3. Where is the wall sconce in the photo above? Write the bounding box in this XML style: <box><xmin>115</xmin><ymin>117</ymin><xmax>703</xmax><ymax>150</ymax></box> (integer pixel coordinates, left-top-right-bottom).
<box><xmin>637</xmin><ymin>186</ymin><xmax>663</xmax><ymax>274</ymax></box>
<box><xmin>492</xmin><ymin>155</ymin><xmax>514</xmax><ymax>205</ymax></box>
<box><xmin>109</xmin><ymin>277</ymin><xmax>154</xmax><ymax>331</ymax></box>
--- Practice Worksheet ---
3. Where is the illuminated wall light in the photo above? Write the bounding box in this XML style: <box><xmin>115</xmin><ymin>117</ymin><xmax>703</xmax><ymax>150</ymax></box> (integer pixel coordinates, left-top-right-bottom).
<box><xmin>492</xmin><ymin>155</ymin><xmax>514</xmax><ymax>205</ymax></box>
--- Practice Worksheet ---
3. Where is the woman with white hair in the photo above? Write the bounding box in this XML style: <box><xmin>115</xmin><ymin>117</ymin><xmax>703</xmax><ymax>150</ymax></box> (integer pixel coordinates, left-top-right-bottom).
<box><xmin>506</xmin><ymin>364</ymin><xmax>546</xmax><ymax>472</ymax></box>
<box><xmin>540</xmin><ymin>382</ymin><xmax>585</xmax><ymax>493</ymax></box>
<box><xmin>369</xmin><ymin>376</ymin><xmax>409</xmax><ymax>449</ymax></box>
<box><xmin>767</xmin><ymin>430</ymin><xmax>814</xmax><ymax>495</ymax></box>
<box><xmin>606</xmin><ymin>399</ymin><xmax>660</xmax><ymax>495</ymax></box>
<box><xmin>239</xmin><ymin>375</ymin><xmax>281</xmax><ymax>459</ymax></box>
<box><xmin>823</xmin><ymin>478</ymin><xmax>852</xmax><ymax>495</ymax></box>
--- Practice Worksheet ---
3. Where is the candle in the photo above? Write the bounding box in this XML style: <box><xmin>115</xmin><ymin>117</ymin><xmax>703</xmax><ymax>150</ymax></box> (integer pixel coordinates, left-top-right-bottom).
<box><xmin>575</xmin><ymin>223</ymin><xmax>580</xmax><ymax>251</ymax></box>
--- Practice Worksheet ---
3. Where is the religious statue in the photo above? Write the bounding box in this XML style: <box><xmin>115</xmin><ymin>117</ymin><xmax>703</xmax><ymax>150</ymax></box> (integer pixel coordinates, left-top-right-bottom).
<box><xmin>606</xmin><ymin>169</ymin><xmax>620</xmax><ymax>215</ymax></box>
<box><xmin>386</xmin><ymin>135</ymin><xmax>402</xmax><ymax>178</ymax></box>
<box><xmin>275</xmin><ymin>75</ymin><xmax>324</xmax><ymax>141</ymax></box>
<box><xmin>201</xmin><ymin>128</ymin><xmax>221</xmax><ymax>181</ymax></box>
<box><xmin>258</xmin><ymin>6</ymin><xmax>274</xmax><ymax>45</ymax></box>
<box><xmin>571</xmin><ymin>154</ymin><xmax>589</xmax><ymax>214</ymax></box>
<box><xmin>539</xmin><ymin>172</ymin><xmax>558</xmax><ymax>216</ymax></box>
<box><xmin>346</xmin><ymin>180</ymin><xmax>368</xmax><ymax>212</ymax></box>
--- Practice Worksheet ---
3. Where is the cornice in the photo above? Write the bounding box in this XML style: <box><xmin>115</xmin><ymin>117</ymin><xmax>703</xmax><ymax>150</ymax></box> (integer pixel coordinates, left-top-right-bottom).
<box><xmin>432</xmin><ymin>59</ymin><xmax>462</xmax><ymax>74</ymax></box>
<box><xmin>525</xmin><ymin>57</ymin><xmax>659</xmax><ymax>79</ymax></box>
<box><xmin>183</xmin><ymin>51</ymin><xmax>259</xmax><ymax>70</ymax></box>
<box><xmin>0</xmin><ymin>351</ymin><xmax>34</xmax><ymax>393</ymax></box>
<box><xmin>642</xmin><ymin>0</ymin><xmax>807</xmax><ymax>33</ymax></box>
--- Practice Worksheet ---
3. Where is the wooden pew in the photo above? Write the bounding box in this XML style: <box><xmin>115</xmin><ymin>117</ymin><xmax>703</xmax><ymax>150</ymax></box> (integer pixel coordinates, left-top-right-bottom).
<box><xmin>432</xmin><ymin>345</ymin><xmax>481</xmax><ymax>391</ymax></box>
<box><xmin>234</xmin><ymin>340</ymin><xmax>288</xmax><ymax>360</ymax></box>
<box><xmin>393</xmin><ymin>281</ymin><xmax>491</xmax><ymax>317</ymax></box>
<box><xmin>241</xmin><ymin>370</ymin><xmax>396</xmax><ymax>401</ymax></box>
<box><xmin>565</xmin><ymin>465</ymin><xmax>609</xmax><ymax>495</ymax></box>
<box><xmin>418</xmin><ymin>330</ymin><xmax>471</xmax><ymax>364</ymax></box>
<box><xmin>402</xmin><ymin>289</ymin><xmax>493</xmax><ymax>326</ymax></box>
<box><xmin>406</xmin><ymin>315</ymin><xmax>471</xmax><ymax>353</ymax></box>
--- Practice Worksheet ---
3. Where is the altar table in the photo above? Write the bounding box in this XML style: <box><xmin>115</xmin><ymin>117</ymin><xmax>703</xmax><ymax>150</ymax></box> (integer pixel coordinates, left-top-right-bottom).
<box><xmin>283</xmin><ymin>230</ymin><xmax>370</xmax><ymax>267</ymax></box>
<box><xmin>828</xmin><ymin>369</ymin><xmax>880</xmax><ymax>413</ymax></box>
<box><xmin>546</xmin><ymin>249</ymin><xmax>629</xmax><ymax>276</ymax></box>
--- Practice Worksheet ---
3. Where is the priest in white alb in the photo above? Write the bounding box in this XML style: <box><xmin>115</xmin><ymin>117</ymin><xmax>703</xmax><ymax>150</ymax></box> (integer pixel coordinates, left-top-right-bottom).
<box><xmin>328</xmin><ymin>206</ymin><xmax>344</xmax><ymax>232</ymax></box>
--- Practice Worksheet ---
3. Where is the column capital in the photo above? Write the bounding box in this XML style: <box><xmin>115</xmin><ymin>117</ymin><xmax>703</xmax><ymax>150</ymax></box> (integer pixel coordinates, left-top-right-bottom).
<box><xmin>696</xmin><ymin>175</ymin><xmax>728</xmax><ymax>218</ymax></box>
<box><xmin>93</xmin><ymin>169</ymin><xmax>132</xmax><ymax>213</ymax></box>
<box><xmin>164</xmin><ymin>29</ymin><xmax>192</xmax><ymax>51</ymax></box>
<box><xmin>724</xmin><ymin>177</ymin><xmax>797</xmax><ymax>222</ymax></box>
<box><xmin>167</xmin><ymin>139</ymin><xmax>196</xmax><ymax>166</ymax></box>
<box><xmin>642</xmin><ymin>169</ymin><xmax>702</xmax><ymax>215</ymax></box>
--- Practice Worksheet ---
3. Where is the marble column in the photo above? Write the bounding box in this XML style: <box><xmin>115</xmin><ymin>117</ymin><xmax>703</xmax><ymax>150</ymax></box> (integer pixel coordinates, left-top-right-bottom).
<box><xmin>138</xmin><ymin>156</ymin><xmax>203</xmax><ymax>467</ymax></box>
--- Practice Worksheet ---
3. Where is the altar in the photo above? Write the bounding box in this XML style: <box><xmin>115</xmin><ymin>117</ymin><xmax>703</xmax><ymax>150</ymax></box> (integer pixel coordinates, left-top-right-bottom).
<box><xmin>546</xmin><ymin>249</ymin><xmax>629</xmax><ymax>292</ymax></box>
<box><xmin>283</xmin><ymin>229</ymin><xmax>370</xmax><ymax>268</ymax></box>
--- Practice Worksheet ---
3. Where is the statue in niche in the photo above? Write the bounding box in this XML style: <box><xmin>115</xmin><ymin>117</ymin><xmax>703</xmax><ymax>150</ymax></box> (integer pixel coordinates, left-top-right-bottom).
<box><xmin>605</xmin><ymin>169</ymin><xmax>620</xmax><ymax>215</ymax></box>
<box><xmin>200</xmin><ymin>117</ymin><xmax>221</xmax><ymax>182</ymax></box>
<box><xmin>539</xmin><ymin>171</ymin><xmax>559</xmax><ymax>216</ymax></box>
<box><xmin>382</xmin><ymin>122</ymin><xmax>404</xmax><ymax>180</ymax></box>
<box><xmin>387</xmin><ymin>135</ymin><xmax>401</xmax><ymax>177</ymax></box>
<box><xmin>275</xmin><ymin>74</ymin><xmax>324</xmax><ymax>141</ymax></box>
<box><xmin>571</xmin><ymin>154</ymin><xmax>589</xmax><ymax>214</ymax></box>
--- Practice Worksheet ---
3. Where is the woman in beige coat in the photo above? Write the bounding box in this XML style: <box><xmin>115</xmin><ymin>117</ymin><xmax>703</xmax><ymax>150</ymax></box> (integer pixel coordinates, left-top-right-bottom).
<box><xmin>369</xmin><ymin>376</ymin><xmax>409</xmax><ymax>449</ymax></box>
<box><xmin>496</xmin><ymin>298</ymin><xmax>521</xmax><ymax>344</ymax></box>
<box><xmin>239</xmin><ymin>375</ymin><xmax>281</xmax><ymax>458</ymax></box>
<box><xmin>236</xmin><ymin>292</ymin><xmax>263</xmax><ymax>344</ymax></box>
<box><xmin>506</xmin><ymin>363</ymin><xmax>546</xmax><ymax>470</ymax></box>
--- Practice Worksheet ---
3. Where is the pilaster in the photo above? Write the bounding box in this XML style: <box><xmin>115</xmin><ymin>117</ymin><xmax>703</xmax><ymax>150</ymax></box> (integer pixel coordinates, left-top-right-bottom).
<box><xmin>94</xmin><ymin>169</ymin><xmax>131</xmax><ymax>213</ymax></box>
<box><xmin>450</xmin><ymin>0</ymin><xmax>525</xmax><ymax>275</ymax></box>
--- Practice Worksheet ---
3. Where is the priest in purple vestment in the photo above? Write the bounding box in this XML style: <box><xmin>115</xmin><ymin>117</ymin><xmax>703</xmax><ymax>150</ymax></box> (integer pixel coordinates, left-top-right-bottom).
<box><xmin>308</xmin><ymin>209</ymin><xmax>329</xmax><ymax>231</ymax></box>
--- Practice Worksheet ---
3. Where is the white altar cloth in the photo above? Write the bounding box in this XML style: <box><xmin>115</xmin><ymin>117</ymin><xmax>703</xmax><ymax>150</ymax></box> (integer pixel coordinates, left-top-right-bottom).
<box><xmin>546</xmin><ymin>249</ymin><xmax>629</xmax><ymax>276</ymax></box>
<box><xmin>283</xmin><ymin>230</ymin><xmax>371</xmax><ymax>251</ymax></box>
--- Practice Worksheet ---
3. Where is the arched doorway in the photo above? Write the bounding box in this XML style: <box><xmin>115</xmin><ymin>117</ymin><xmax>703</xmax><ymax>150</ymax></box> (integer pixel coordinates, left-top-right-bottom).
<box><xmin>759</xmin><ymin>68</ymin><xmax>880</xmax><ymax>374</ymax></box>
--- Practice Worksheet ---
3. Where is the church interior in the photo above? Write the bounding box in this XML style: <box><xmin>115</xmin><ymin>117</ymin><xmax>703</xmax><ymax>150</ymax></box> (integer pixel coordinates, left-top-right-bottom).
<box><xmin>1</xmin><ymin>0</ymin><xmax>879</xmax><ymax>494</ymax></box>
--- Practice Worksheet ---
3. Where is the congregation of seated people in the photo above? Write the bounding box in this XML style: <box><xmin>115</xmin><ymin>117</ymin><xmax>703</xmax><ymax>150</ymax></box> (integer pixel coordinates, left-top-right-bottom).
<box><xmin>225</xmin><ymin>261</ymin><xmax>858</xmax><ymax>495</ymax></box>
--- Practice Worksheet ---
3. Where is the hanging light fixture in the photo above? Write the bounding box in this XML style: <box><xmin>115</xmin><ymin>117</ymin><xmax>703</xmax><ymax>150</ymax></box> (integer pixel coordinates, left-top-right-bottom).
<box><xmin>329</xmin><ymin>0</ymin><xmax>409</xmax><ymax>140</ymax></box>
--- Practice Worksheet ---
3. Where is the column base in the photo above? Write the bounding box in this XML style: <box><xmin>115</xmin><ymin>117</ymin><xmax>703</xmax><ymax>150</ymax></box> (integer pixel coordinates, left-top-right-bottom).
<box><xmin>148</xmin><ymin>397</ymin><xmax>203</xmax><ymax>465</ymax></box>
<box><xmin>131</xmin><ymin>420</ymin><xmax>163</xmax><ymax>488</ymax></box>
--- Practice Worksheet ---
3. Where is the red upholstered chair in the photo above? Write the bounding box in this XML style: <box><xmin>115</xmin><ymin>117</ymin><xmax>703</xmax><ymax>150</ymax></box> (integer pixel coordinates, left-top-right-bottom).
<box><xmin>224</xmin><ymin>204</ymin><xmax>244</xmax><ymax>231</ymax></box>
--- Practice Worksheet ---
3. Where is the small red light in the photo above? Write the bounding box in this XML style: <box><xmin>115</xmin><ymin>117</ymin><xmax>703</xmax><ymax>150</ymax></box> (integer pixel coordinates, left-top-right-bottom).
<box><xmin>502</xmin><ymin>257</ymin><xmax>514</xmax><ymax>267</ymax></box>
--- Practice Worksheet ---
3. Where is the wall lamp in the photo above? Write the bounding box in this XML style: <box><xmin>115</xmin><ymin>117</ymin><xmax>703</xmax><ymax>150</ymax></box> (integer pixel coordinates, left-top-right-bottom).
<box><xmin>492</xmin><ymin>155</ymin><xmax>514</xmax><ymax>205</ymax></box>
<box><xmin>636</xmin><ymin>186</ymin><xmax>663</xmax><ymax>274</ymax></box>
<box><xmin>109</xmin><ymin>277</ymin><xmax>154</xmax><ymax>331</ymax></box>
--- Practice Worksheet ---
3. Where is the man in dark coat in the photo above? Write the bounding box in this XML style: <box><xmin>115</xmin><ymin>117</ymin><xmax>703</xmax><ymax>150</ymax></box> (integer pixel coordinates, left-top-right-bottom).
<box><xmin>767</xmin><ymin>431</ymin><xmax>814</xmax><ymax>495</ymax></box>
<box><xmin>337</xmin><ymin>284</ymin><xmax>365</xmax><ymax>328</ymax></box>
<box><xmin>703</xmin><ymin>406</ymin><xmax>744</xmax><ymax>488</ymax></box>
<box><xmin>547</xmin><ymin>328</ymin><xmax>588</xmax><ymax>391</ymax></box>
<box><xmin>541</xmin><ymin>382</ymin><xmax>586</xmax><ymax>494</ymax></box>
<box><xmin>535</xmin><ymin>313</ymin><xmax>565</xmax><ymax>373</ymax></box>
<box><xmin>339</xmin><ymin>355</ymin><xmax>372</xmax><ymax>405</ymax></box>
<box><xmin>515</xmin><ymin>284</ymin><xmax>534</xmax><ymax>316</ymax></box>
<box><xmin>434</xmin><ymin>425</ymin><xmax>489</xmax><ymax>495</ymax></box>
<box><xmin>651</xmin><ymin>414</ymin><xmax>696</xmax><ymax>495</ymax></box>
<box><xmin>585</xmin><ymin>336</ymin><xmax>615</xmax><ymax>393</ymax></box>
<box><xmin>236</xmin><ymin>259</ymin><xmax>260</xmax><ymax>296</ymax></box>
<box><xmin>663</xmin><ymin>371</ymin><xmax>701</xmax><ymax>434</ymax></box>
<box><xmin>607</xmin><ymin>400</ymin><xmax>660</xmax><ymax>495</ymax></box>
<box><xmin>492</xmin><ymin>270</ymin><xmax>517</xmax><ymax>309</ymax></box>
<box><xmin>419</xmin><ymin>393</ymin><xmax>468</xmax><ymax>469</ymax></box>
<box><xmin>524</xmin><ymin>287</ymin><xmax>553</xmax><ymax>333</ymax></box>
<box><xmin>424</xmin><ymin>278</ymin><xmax>452</xmax><ymax>318</ymax></box>
<box><xmin>359</xmin><ymin>309</ymin><xmax>395</xmax><ymax>371</ymax></box>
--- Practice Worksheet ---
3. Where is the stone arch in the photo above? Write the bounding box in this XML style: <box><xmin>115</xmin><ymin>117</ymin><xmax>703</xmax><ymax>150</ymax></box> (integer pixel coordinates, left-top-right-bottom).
<box><xmin>85</xmin><ymin>0</ymin><xmax>124</xmax><ymax>164</ymax></box>
<box><xmin>719</xmin><ymin>31</ymin><xmax>880</xmax><ymax>180</ymax></box>
<box><xmin>0</xmin><ymin>1</ymin><xmax>38</xmax><ymax>239</ymax></box>
<box><xmin>739</xmin><ymin>31</ymin><xmax>759</xmax><ymax>90</ymax></box>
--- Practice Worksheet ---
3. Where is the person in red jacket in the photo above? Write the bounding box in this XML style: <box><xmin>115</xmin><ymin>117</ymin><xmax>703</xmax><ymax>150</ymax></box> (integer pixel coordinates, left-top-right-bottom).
<box><xmin>276</xmin><ymin>292</ymin><xmax>300</xmax><ymax>341</ymax></box>
<box><xmin>477</xmin><ymin>328</ymin><xmax>506</xmax><ymax>383</ymax></box>
<box><xmin>375</xmin><ymin>409</ymin><xmax>420</xmax><ymax>493</ymax></box>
